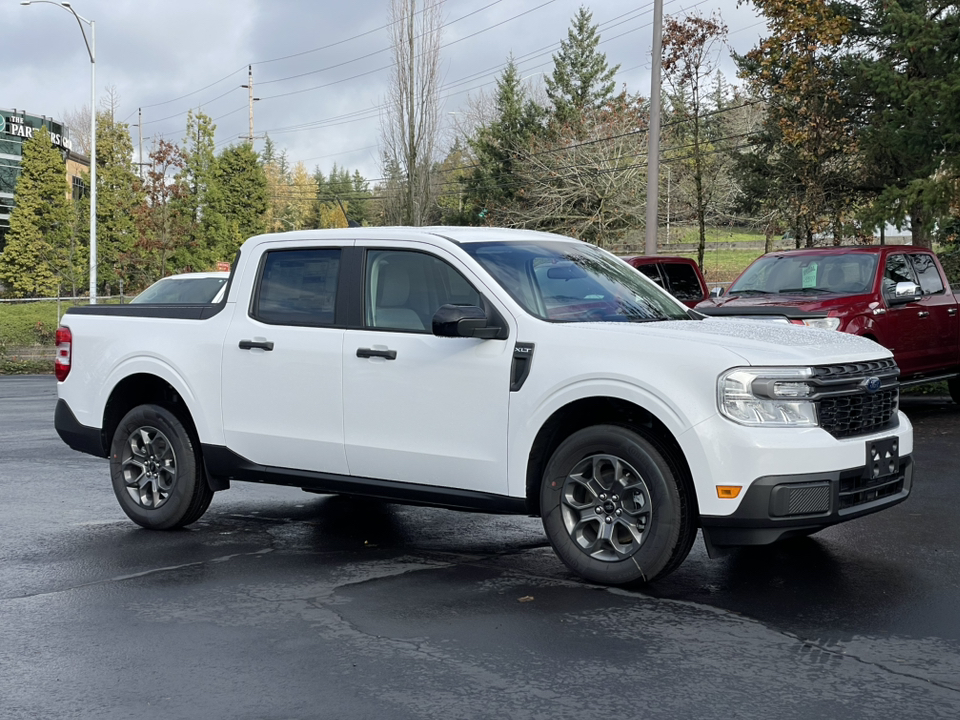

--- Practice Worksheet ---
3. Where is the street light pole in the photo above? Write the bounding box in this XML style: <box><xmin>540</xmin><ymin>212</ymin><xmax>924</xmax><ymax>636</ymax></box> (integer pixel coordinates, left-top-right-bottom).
<box><xmin>644</xmin><ymin>0</ymin><xmax>663</xmax><ymax>256</ymax></box>
<box><xmin>21</xmin><ymin>1</ymin><xmax>96</xmax><ymax>304</ymax></box>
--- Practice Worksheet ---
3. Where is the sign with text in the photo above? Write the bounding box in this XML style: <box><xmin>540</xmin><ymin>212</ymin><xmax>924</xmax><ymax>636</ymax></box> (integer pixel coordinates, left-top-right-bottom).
<box><xmin>0</xmin><ymin>109</ymin><xmax>73</xmax><ymax>151</ymax></box>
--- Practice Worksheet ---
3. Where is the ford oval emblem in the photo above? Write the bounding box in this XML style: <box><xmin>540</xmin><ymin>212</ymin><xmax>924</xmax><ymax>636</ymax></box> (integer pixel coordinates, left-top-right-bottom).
<box><xmin>864</xmin><ymin>376</ymin><xmax>882</xmax><ymax>393</ymax></box>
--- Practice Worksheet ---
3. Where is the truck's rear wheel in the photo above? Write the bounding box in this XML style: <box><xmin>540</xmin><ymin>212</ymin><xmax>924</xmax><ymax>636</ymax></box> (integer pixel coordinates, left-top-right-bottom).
<box><xmin>540</xmin><ymin>425</ymin><xmax>695</xmax><ymax>585</ymax></box>
<box><xmin>109</xmin><ymin>404</ymin><xmax>213</xmax><ymax>529</ymax></box>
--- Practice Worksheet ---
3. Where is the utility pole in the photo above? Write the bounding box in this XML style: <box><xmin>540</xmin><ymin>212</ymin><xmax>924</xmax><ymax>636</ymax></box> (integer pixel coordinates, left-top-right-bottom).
<box><xmin>407</xmin><ymin>0</ymin><xmax>417</xmax><ymax>226</ymax></box>
<box><xmin>666</xmin><ymin>165</ymin><xmax>671</xmax><ymax>245</ymax></box>
<box><xmin>240</xmin><ymin>65</ymin><xmax>260</xmax><ymax>145</ymax></box>
<box><xmin>644</xmin><ymin>0</ymin><xmax>664</xmax><ymax>256</ymax></box>
<box><xmin>138</xmin><ymin>108</ymin><xmax>142</xmax><ymax>179</ymax></box>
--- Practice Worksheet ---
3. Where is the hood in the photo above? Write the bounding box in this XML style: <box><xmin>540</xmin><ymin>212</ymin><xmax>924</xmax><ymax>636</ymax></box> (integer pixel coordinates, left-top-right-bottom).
<box><xmin>696</xmin><ymin>292</ymin><xmax>868</xmax><ymax>314</ymax></box>
<box><xmin>573</xmin><ymin>317</ymin><xmax>889</xmax><ymax>367</ymax></box>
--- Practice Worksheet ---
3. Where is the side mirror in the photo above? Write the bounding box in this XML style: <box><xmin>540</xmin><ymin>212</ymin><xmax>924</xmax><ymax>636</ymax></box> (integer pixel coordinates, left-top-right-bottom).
<box><xmin>432</xmin><ymin>304</ymin><xmax>501</xmax><ymax>339</ymax></box>
<box><xmin>710</xmin><ymin>286</ymin><xmax>724</xmax><ymax>298</ymax></box>
<box><xmin>888</xmin><ymin>281</ymin><xmax>922</xmax><ymax>305</ymax></box>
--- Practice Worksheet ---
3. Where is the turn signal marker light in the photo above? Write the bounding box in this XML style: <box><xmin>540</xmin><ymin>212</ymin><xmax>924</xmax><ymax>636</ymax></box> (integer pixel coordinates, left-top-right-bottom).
<box><xmin>717</xmin><ymin>486</ymin><xmax>742</xmax><ymax>499</ymax></box>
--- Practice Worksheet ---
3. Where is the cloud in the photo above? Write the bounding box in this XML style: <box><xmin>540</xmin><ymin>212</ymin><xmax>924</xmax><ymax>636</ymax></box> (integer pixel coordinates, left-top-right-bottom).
<box><xmin>3</xmin><ymin>0</ymin><xmax>765</xmax><ymax>182</ymax></box>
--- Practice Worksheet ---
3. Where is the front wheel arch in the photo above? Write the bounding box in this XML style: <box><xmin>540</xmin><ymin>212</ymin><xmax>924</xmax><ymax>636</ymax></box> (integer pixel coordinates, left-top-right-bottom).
<box><xmin>525</xmin><ymin>397</ymin><xmax>696</xmax><ymax>519</ymax></box>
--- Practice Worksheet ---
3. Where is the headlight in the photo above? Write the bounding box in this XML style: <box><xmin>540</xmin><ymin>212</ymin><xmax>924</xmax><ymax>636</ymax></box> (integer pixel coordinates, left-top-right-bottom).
<box><xmin>800</xmin><ymin>317</ymin><xmax>841</xmax><ymax>331</ymax></box>
<box><xmin>719</xmin><ymin>367</ymin><xmax>818</xmax><ymax>427</ymax></box>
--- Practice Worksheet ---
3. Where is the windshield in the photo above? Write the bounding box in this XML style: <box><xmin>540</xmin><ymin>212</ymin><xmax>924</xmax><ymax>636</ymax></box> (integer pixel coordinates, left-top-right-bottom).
<box><xmin>132</xmin><ymin>276</ymin><xmax>227</xmax><ymax>304</ymax></box>
<box><xmin>729</xmin><ymin>253</ymin><xmax>878</xmax><ymax>296</ymax></box>
<box><xmin>464</xmin><ymin>240</ymin><xmax>690</xmax><ymax>323</ymax></box>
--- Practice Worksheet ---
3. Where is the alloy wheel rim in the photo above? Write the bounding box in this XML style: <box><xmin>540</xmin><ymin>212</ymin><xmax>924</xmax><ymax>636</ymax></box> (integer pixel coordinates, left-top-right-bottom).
<box><xmin>560</xmin><ymin>453</ymin><xmax>652</xmax><ymax>562</ymax></box>
<box><xmin>121</xmin><ymin>426</ymin><xmax>177</xmax><ymax>509</ymax></box>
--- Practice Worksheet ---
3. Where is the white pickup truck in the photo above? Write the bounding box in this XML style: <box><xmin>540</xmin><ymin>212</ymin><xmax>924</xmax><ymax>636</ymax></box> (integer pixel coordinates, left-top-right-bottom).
<box><xmin>54</xmin><ymin>227</ymin><xmax>913</xmax><ymax>585</ymax></box>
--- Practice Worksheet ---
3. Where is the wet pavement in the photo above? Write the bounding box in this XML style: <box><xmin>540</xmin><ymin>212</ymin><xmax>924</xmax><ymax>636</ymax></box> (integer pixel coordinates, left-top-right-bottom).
<box><xmin>1</xmin><ymin>376</ymin><xmax>959</xmax><ymax>719</ymax></box>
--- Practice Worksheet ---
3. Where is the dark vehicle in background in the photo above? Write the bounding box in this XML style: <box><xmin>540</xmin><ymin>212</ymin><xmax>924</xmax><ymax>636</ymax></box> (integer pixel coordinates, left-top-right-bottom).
<box><xmin>131</xmin><ymin>272</ymin><xmax>229</xmax><ymax>304</ymax></box>
<box><xmin>624</xmin><ymin>256</ymin><xmax>709</xmax><ymax>308</ymax></box>
<box><xmin>696</xmin><ymin>246</ymin><xmax>960</xmax><ymax>401</ymax></box>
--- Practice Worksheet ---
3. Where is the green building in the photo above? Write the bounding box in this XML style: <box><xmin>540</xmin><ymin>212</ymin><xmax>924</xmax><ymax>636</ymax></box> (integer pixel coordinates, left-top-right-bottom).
<box><xmin>0</xmin><ymin>108</ymin><xmax>89</xmax><ymax>252</ymax></box>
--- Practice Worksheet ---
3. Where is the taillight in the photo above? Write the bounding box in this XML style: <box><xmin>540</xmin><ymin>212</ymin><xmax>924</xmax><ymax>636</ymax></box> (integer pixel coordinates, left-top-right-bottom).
<box><xmin>55</xmin><ymin>326</ymin><xmax>72</xmax><ymax>382</ymax></box>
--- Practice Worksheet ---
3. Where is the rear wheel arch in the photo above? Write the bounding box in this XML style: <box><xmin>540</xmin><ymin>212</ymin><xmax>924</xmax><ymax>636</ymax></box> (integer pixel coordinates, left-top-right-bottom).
<box><xmin>103</xmin><ymin>374</ymin><xmax>200</xmax><ymax>460</ymax></box>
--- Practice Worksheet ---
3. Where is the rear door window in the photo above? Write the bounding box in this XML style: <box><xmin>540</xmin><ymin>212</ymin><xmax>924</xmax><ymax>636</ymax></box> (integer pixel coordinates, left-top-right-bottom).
<box><xmin>253</xmin><ymin>248</ymin><xmax>341</xmax><ymax>326</ymax></box>
<box><xmin>907</xmin><ymin>253</ymin><xmax>945</xmax><ymax>295</ymax></box>
<box><xmin>662</xmin><ymin>263</ymin><xmax>703</xmax><ymax>301</ymax></box>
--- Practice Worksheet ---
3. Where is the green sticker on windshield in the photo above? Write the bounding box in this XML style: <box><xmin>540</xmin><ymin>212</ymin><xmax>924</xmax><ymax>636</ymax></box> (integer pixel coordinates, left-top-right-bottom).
<box><xmin>802</xmin><ymin>263</ymin><xmax>818</xmax><ymax>288</ymax></box>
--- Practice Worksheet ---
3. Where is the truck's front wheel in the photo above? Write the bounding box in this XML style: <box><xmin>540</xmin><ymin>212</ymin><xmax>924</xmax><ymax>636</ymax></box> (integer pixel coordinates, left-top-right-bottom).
<box><xmin>109</xmin><ymin>404</ymin><xmax>213</xmax><ymax>529</ymax></box>
<box><xmin>949</xmin><ymin>377</ymin><xmax>960</xmax><ymax>405</ymax></box>
<box><xmin>540</xmin><ymin>425</ymin><xmax>695</xmax><ymax>585</ymax></box>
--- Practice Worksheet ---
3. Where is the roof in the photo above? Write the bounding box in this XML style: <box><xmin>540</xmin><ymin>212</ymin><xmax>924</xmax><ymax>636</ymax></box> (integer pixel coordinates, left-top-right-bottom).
<box><xmin>765</xmin><ymin>245</ymin><xmax>926</xmax><ymax>257</ymax></box>
<box><xmin>247</xmin><ymin>226</ymin><xmax>582</xmax><ymax>247</ymax></box>
<box><xmin>623</xmin><ymin>255</ymin><xmax>698</xmax><ymax>265</ymax></box>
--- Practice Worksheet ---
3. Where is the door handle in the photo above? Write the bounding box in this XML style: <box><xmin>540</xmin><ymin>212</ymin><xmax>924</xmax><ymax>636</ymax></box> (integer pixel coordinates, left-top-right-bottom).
<box><xmin>239</xmin><ymin>339</ymin><xmax>274</xmax><ymax>351</ymax></box>
<box><xmin>917</xmin><ymin>311</ymin><xmax>930</xmax><ymax>319</ymax></box>
<box><xmin>949</xmin><ymin>308</ymin><xmax>957</xmax><ymax>316</ymax></box>
<box><xmin>357</xmin><ymin>348</ymin><xmax>397</xmax><ymax>360</ymax></box>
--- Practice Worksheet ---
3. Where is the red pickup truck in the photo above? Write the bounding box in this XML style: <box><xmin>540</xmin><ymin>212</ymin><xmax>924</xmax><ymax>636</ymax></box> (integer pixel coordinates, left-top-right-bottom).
<box><xmin>625</xmin><ymin>256</ymin><xmax>709</xmax><ymax>308</ymax></box>
<box><xmin>696</xmin><ymin>246</ymin><xmax>960</xmax><ymax>402</ymax></box>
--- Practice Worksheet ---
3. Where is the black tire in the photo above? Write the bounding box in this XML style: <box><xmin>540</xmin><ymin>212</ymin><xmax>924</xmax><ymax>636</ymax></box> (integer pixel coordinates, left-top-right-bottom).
<box><xmin>949</xmin><ymin>377</ymin><xmax>960</xmax><ymax>405</ymax></box>
<box><xmin>540</xmin><ymin>425</ymin><xmax>696</xmax><ymax>585</ymax></box>
<box><xmin>109</xmin><ymin>404</ymin><xmax>213</xmax><ymax>530</ymax></box>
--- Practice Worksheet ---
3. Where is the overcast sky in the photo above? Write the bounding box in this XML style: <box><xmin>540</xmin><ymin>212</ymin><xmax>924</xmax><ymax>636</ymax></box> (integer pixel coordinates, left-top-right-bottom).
<box><xmin>4</xmin><ymin>0</ymin><xmax>767</xmax><ymax>182</ymax></box>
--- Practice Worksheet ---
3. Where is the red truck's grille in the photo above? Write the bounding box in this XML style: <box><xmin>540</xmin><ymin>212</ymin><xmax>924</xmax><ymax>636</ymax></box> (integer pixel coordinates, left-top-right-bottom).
<box><xmin>812</xmin><ymin>359</ymin><xmax>900</xmax><ymax>439</ymax></box>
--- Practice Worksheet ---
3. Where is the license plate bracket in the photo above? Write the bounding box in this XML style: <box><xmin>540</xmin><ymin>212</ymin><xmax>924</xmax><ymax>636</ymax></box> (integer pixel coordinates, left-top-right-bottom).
<box><xmin>864</xmin><ymin>437</ymin><xmax>900</xmax><ymax>480</ymax></box>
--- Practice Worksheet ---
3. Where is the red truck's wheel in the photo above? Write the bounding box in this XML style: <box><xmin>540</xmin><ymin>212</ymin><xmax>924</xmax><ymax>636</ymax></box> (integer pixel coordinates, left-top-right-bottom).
<box><xmin>540</xmin><ymin>425</ymin><xmax>696</xmax><ymax>585</ymax></box>
<box><xmin>950</xmin><ymin>378</ymin><xmax>960</xmax><ymax>405</ymax></box>
<box><xmin>109</xmin><ymin>404</ymin><xmax>213</xmax><ymax>529</ymax></box>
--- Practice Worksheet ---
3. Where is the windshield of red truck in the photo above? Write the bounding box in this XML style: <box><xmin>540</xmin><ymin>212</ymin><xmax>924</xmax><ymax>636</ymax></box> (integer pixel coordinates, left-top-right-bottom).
<box><xmin>465</xmin><ymin>241</ymin><xmax>690</xmax><ymax>323</ymax></box>
<box><xmin>729</xmin><ymin>253</ymin><xmax>878</xmax><ymax>296</ymax></box>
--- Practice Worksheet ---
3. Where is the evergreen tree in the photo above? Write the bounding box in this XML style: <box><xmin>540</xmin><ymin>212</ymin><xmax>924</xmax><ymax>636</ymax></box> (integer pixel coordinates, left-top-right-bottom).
<box><xmin>92</xmin><ymin>111</ymin><xmax>142</xmax><ymax>294</ymax></box>
<box><xmin>312</xmin><ymin>164</ymin><xmax>371</xmax><ymax>227</ymax></box>
<box><xmin>214</xmin><ymin>143</ymin><xmax>268</xmax><ymax>256</ymax></box>
<box><xmin>545</xmin><ymin>7</ymin><xmax>620</xmax><ymax>134</ymax></box>
<box><xmin>465</xmin><ymin>57</ymin><xmax>545</xmax><ymax>222</ymax></box>
<box><xmin>263</xmin><ymin>143</ymin><xmax>295</xmax><ymax>233</ymax></box>
<box><xmin>842</xmin><ymin>1</ymin><xmax>960</xmax><ymax>248</ymax></box>
<box><xmin>176</xmin><ymin>110</ymin><xmax>228</xmax><ymax>270</ymax></box>
<box><xmin>0</xmin><ymin>127</ymin><xmax>75</xmax><ymax>297</ymax></box>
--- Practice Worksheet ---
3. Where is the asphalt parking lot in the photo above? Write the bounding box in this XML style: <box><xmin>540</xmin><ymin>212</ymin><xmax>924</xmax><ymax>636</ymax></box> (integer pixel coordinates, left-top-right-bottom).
<box><xmin>1</xmin><ymin>375</ymin><xmax>959</xmax><ymax>719</ymax></box>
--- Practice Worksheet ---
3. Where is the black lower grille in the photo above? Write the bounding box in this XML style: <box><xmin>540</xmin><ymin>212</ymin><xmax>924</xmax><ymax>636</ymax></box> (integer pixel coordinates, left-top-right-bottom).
<box><xmin>838</xmin><ymin>467</ymin><xmax>905</xmax><ymax>509</ymax></box>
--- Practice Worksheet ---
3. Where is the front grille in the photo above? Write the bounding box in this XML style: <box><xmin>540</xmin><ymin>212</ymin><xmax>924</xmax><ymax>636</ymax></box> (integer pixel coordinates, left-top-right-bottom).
<box><xmin>818</xmin><ymin>389</ymin><xmax>899</xmax><ymax>438</ymax></box>
<box><xmin>811</xmin><ymin>359</ymin><xmax>900</xmax><ymax>439</ymax></box>
<box><xmin>812</xmin><ymin>358</ymin><xmax>898</xmax><ymax>380</ymax></box>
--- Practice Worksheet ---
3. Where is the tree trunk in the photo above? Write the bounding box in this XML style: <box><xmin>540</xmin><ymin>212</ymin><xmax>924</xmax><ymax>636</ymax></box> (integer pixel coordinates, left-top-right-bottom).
<box><xmin>911</xmin><ymin>203</ymin><xmax>932</xmax><ymax>249</ymax></box>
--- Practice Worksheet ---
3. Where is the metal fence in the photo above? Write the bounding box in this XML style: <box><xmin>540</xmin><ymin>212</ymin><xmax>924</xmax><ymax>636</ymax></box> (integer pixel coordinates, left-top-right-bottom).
<box><xmin>0</xmin><ymin>295</ymin><xmax>127</xmax><ymax>368</ymax></box>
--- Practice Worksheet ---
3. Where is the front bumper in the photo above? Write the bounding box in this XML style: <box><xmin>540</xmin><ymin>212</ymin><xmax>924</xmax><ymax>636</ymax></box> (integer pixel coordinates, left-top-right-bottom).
<box><xmin>700</xmin><ymin>451</ymin><xmax>912</xmax><ymax>551</ymax></box>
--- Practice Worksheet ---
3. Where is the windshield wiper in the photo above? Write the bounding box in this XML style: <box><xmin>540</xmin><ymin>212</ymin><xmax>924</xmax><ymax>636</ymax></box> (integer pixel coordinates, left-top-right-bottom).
<box><xmin>777</xmin><ymin>287</ymin><xmax>831</xmax><ymax>294</ymax></box>
<box><xmin>727</xmin><ymin>288</ymin><xmax>772</xmax><ymax>295</ymax></box>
